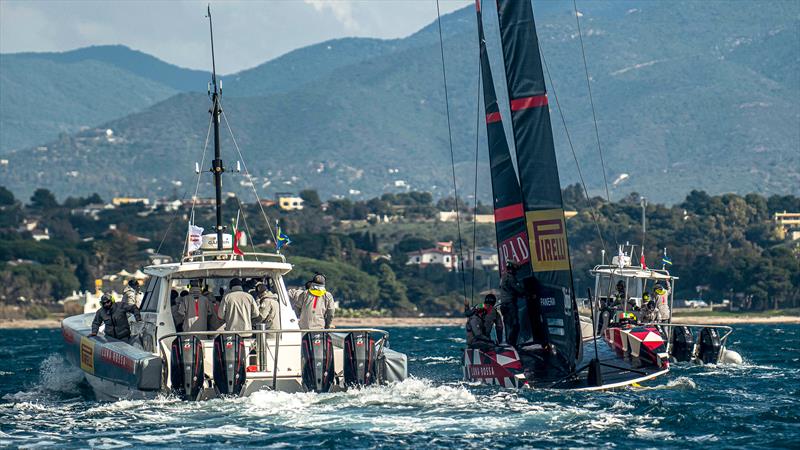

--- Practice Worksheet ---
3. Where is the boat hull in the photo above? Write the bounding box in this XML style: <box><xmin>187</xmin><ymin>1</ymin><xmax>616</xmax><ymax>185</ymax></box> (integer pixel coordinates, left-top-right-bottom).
<box><xmin>463</xmin><ymin>337</ymin><xmax>669</xmax><ymax>391</ymax></box>
<box><xmin>603</xmin><ymin>325</ymin><xmax>670</xmax><ymax>369</ymax></box>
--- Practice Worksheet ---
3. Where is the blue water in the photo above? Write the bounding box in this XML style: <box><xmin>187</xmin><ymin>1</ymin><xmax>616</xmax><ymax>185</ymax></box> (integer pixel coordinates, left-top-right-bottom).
<box><xmin>1</xmin><ymin>325</ymin><xmax>798</xmax><ymax>449</ymax></box>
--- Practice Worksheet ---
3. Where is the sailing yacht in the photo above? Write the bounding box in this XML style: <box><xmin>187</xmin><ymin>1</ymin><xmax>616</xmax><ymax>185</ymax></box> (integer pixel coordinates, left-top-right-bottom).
<box><xmin>462</xmin><ymin>0</ymin><xmax>668</xmax><ymax>390</ymax></box>
<box><xmin>61</xmin><ymin>8</ymin><xmax>407</xmax><ymax>401</ymax></box>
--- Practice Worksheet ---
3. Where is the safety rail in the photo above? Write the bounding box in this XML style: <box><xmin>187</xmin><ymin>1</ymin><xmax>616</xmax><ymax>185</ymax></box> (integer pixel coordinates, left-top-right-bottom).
<box><xmin>157</xmin><ymin>328</ymin><xmax>390</xmax><ymax>391</ymax></box>
<box><xmin>181</xmin><ymin>251</ymin><xmax>287</xmax><ymax>264</ymax></box>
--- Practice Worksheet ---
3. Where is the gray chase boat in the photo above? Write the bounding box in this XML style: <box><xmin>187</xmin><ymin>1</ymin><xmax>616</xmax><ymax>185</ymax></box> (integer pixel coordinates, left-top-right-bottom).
<box><xmin>61</xmin><ymin>8</ymin><xmax>406</xmax><ymax>401</ymax></box>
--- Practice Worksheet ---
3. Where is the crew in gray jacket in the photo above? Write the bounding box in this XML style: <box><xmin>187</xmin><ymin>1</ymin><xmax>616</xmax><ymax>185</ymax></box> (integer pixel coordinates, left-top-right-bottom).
<box><xmin>287</xmin><ymin>274</ymin><xmax>335</xmax><ymax>329</ymax></box>
<box><xmin>219</xmin><ymin>278</ymin><xmax>259</xmax><ymax>336</ymax></box>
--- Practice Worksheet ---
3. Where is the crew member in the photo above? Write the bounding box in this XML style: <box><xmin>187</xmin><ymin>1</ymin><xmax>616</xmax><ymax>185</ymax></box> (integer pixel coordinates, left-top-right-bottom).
<box><xmin>122</xmin><ymin>279</ymin><xmax>140</xmax><ymax>306</ymax></box>
<box><xmin>255</xmin><ymin>281</ymin><xmax>280</xmax><ymax>329</ymax></box>
<box><xmin>218</xmin><ymin>278</ymin><xmax>259</xmax><ymax>335</ymax></box>
<box><xmin>465</xmin><ymin>306</ymin><xmax>494</xmax><ymax>351</ymax></box>
<box><xmin>288</xmin><ymin>274</ymin><xmax>335</xmax><ymax>329</ymax></box>
<box><xmin>653</xmin><ymin>281</ymin><xmax>671</xmax><ymax>322</ymax></box>
<box><xmin>177</xmin><ymin>280</ymin><xmax>210</xmax><ymax>333</ymax></box>
<box><xmin>169</xmin><ymin>289</ymin><xmax>182</xmax><ymax>332</ymax></box>
<box><xmin>499</xmin><ymin>260</ymin><xmax>524</xmax><ymax>346</ymax></box>
<box><xmin>90</xmin><ymin>293</ymin><xmax>142</xmax><ymax>343</ymax></box>
<box><xmin>207</xmin><ymin>287</ymin><xmax>225</xmax><ymax>332</ymax></box>
<box><xmin>613</xmin><ymin>280</ymin><xmax>626</xmax><ymax>307</ymax></box>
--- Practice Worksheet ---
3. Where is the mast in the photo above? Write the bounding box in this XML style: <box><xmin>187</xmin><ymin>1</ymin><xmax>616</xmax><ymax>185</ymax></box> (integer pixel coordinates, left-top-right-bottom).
<box><xmin>207</xmin><ymin>6</ymin><xmax>225</xmax><ymax>250</ymax></box>
<box><xmin>474</xmin><ymin>0</ymin><xmax>531</xmax><ymax>280</ymax></box>
<box><xmin>494</xmin><ymin>0</ymin><xmax>580</xmax><ymax>376</ymax></box>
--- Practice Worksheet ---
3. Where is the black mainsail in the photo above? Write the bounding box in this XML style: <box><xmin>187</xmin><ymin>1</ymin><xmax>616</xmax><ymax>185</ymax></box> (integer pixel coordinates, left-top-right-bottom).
<box><xmin>475</xmin><ymin>0</ymin><xmax>531</xmax><ymax>280</ymax></box>
<box><xmin>494</xmin><ymin>0</ymin><xmax>581</xmax><ymax>377</ymax></box>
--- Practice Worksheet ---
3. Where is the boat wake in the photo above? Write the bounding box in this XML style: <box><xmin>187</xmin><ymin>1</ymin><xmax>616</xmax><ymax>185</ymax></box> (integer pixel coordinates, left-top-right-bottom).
<box><xmin>2</xmin><ymin>354</ymin><xmax>85</xmax><ymax>403</ymax></box>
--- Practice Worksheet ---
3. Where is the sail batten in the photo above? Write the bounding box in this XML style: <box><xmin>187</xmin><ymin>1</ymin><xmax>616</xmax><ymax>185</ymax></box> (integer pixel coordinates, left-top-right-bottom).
<box><xmin>494</xmin><ymin>0</ymin><xmax>581</xmax><ymax>377</ymax></box>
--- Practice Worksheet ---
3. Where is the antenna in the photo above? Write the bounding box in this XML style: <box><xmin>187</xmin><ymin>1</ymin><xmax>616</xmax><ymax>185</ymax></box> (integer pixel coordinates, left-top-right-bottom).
<box><xmin>206</xmin><ymin>4</ymin><xmax>225</xmax><ymax>250</ymax></box>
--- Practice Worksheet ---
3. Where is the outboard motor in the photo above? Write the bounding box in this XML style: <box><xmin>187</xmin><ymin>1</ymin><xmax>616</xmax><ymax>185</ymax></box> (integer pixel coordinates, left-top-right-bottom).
<box><xmin>343</xmin><ymin>332</ymin><xmax>377</xmax><ymax>387</ymax></box>
<box><xmin>301</xmin><ymin>332</ymin><xmax>334</xmax><ymax>392</ymax></box>
<box><xmin>170</xmin><ymin>336</ymin><xmax>204</xmax><ymax>400</ymax></box>
<box><xmin>670</xmin><ymin>326</ymin><xmax>695</xmax><ymax>362</ymax></box>
<box><xmin>213</xmin><ymin>334</ymin><xmax>247</xmax><ymax>396</ymax></box>
<box><xmin>698</xmin><ymin>327</ymin><xmax>722</xmax><ymax>364</ymax></box>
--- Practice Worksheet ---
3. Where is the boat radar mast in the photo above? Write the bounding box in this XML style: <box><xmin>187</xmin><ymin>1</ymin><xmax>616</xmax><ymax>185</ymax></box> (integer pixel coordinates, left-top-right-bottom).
<box><xmin>206</xmin><ymin>5</ymin><xmax>225</xmax><ymax>250</ymax></box>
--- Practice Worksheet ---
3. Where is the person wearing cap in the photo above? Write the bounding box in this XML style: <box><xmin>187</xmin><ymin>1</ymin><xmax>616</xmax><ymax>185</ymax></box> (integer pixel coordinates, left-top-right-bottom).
<box><xmin>177</xmin><ymin>280</ymin><xmax>211</xmax><ymax>333</ymax></box>
<box><xmin>653</xmin><ymin>281</ymin><xmax>671</xmax><ymax>322</ymax></box>
<box><xmin>122</xmin><ymin>279</ymin><xmax>141</xmax><ymax>307</ymax></box>
<box><xmin>218</xmin><ymin>278</ymin><xmax>259</xmax><ymax>336</ymax></box>
<box><xmin>255</xmin><ymin>280</ymin><xmax>280</xmax><ymax>329</ymax></box>
<box><xmin>499</xmin><ymin>260</ymin><xmax>524</xmax><ymax>346</ymax></box>
<box><xmin>90</xmin><ymin>293</ymin><xmax>142</xmax><ymax>343</ymax></box>
<box><xmin>287</xmin><ymin>273</ymin><xmax>335</xmax><ymax>329</ymax></box>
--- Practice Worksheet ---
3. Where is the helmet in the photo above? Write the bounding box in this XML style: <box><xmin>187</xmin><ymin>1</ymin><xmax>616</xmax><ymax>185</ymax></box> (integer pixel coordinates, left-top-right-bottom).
<box><xmin>505</xmin><ymin>260</ymin><xmax>520</xmax><ymax>271</ymax></box>
<box><xmin>484</xmin><ymin>293</ymin><xmax>497</xmax><ymax>305</ymax></box>
<box><xmin>654</xmin><ymin>283</ymin><xmax>665</xmax><ymax>295</ymax></box>
<box><xmin>128</xmin><ymin>279</ymin><xmax>139</xmax><ymax>288</ymax></box>
<box><xmin>101</xmin><ymin>293</ymin><xmax>113</xmax><ymax>305</ymax></box>
<box><xmin>255</xmin><ymin>282</ymin><xmax>267</xmax><ymax>294</ymax></box>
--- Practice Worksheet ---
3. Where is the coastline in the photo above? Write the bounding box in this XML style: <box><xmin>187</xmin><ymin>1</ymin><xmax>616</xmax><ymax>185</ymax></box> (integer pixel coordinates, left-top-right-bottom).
<box><xmin>1</xmin><ymin>314</ymin><xmax>799</xmax><ymax>330</ymax></box>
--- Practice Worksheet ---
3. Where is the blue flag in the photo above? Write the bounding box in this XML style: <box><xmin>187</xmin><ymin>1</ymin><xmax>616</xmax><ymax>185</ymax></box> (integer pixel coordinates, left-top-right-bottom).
<box><xmin>662</xmin><ymin>255</ymin><xmax>673</xmax><ymax>266</ymax></box>
<box><xmin>276</xmin><ymin>227</ymin><xmax>291</xmax><ymax>250</ymax></box>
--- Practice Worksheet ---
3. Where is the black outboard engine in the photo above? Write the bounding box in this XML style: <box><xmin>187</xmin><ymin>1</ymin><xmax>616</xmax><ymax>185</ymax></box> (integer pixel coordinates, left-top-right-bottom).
<box><xmin>698</xmin><ymin>327</ymin><xmax>722</xmax><ymax>364</ymax></box>
<box><xmin>343</xmin><ymin>332</ymin><xmax>377</xmax><ymax>387</ymax></box>
<box><xmin>170</xmin><ymin>336</ymin><xmax>204</xmax><ymax>400</ymax></box>
<box><xmin>301</xmin><ymin>332</ymin><xmax>334</xmax><ymax>392</ymax></box>
<box><xmin>670</xmin><ymin>326</ymin><xmax>695</xmax><ymax>362</ymax></box>
<box><xmin>213</xmin><ymin>334</ymin><xmax>247</xmax><ymax>396</ymax></box>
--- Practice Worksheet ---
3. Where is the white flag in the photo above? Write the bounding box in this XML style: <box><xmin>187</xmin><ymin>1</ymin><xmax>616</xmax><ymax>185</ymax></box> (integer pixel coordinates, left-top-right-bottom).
<box><xmin>187</xmin><ymin>225</ymin><xmax>204</xmax><ymax>254</ymax></box>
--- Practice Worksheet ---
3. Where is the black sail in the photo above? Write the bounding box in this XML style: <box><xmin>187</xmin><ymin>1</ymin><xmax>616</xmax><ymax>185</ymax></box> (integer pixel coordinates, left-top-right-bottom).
<box><xmin>475</xmin><ymin>0</ymin><xmax>531</xmax><ymax>280</ymax></box>
<box><xmin>495</xmin><ymin>0</ymin><xmax>580</xmax><ymax>376</ymax></box>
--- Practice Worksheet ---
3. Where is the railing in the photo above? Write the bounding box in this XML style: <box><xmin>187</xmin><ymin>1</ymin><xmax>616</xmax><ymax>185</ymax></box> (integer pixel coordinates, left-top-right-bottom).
<box><xmin>157</xmin><ymin>328</ymin><xmax>390</xmax><ymax>391</ymax></box>
<box><xmin>181</xmin><ymin>251</ymin><xmax>287</xmax><ymax>264</ymax></box>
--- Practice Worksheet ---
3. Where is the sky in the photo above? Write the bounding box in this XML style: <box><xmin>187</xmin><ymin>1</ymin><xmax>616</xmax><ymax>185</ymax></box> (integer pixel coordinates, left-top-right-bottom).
<box><xmin>0</xmin><ymin>0</ymin><xmax>471</xmax><ymax>74</ymax></box>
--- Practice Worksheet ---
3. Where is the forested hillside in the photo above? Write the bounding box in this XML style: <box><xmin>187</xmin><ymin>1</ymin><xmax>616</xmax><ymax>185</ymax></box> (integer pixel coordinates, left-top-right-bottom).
<box><xmin>1</xmin><ymin>185</ymin><xmax>797</xmax><ymax>316</ymax></box>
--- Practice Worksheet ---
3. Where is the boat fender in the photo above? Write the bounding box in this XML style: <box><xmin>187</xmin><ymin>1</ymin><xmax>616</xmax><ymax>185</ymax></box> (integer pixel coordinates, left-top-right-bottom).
<box><xmin>697</xmin><ymin>327</ymin><xmax>722</xmax><ymax>364</ymax></box>
<box><xmin>343</xmin><ymin>332</ymin><xmax>377</xmax><ymax>387</ymax></box>
<box><xmin>670</xmin><ymin>326</ymin><xmax>695</xmax><ymax>362</ymax></box>
<box><xmin>213</xmin><ymin>334</ymin><xmax>246</xmax><ymax>396</ymax></box>
<box><xmin>720</xmin><ymin>349</ymin><xmax>743</xmax><ymax>365</ymax></box>
<box><xmin>301</xmin><ymin>332</ymin><xmax>334</xmax><ymax>392</ymax></box>
<box><xmin>170</xmin><ymin>336</ymin><xmax>204</xmax><ymax>400</ymax></box>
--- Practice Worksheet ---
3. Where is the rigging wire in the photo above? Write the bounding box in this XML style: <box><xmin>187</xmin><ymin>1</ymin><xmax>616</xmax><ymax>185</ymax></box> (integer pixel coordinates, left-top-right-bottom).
<box><xmin>156</xmin><ymin>190</ymin><xmax>189</xmax><ymax>256</ymax></box>
<box><xmin>470</xmin><ymin>58</ymin><xmax>482</xmax><ymax>307</ymax></box>
<box><xmin>181</xmin><ymin>115</ymin><xmax>214</xmax><ymax>255</ymax></box>
<box><xmin>435</xmin><ymin>0</ymin><xmax>469</xmax><ymax>305</ymax></box>
<box><xmin>219</xmin><ymin>105</ymin><xmax>278</xmax><ymax>245</ymax></box>
<box><xmin>234</xmin><ymin>195</ymin><xmax>260</xmax><ymax>260</ymax></box>
<box><xmin>538</xmin><ymin>42</ymin><xmax>608</xmax><ymax>255</ymax></box>
<box><xmin>572</xmin><ymin>0</ymin><xmax>619</xmax><ymax>247</ymax></box>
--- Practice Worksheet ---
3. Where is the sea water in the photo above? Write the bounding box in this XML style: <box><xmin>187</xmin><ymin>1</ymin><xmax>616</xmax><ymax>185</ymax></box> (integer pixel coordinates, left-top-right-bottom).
<box><xmin>1</xmin><ymin>325</ymin><xmax>798</xmax><ymax>449</ymax></box>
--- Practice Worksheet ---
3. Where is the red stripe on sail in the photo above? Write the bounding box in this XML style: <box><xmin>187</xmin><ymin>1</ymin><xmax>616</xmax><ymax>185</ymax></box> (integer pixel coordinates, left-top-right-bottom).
<box><xmin>485</xmin><ymin>112</ymin><xmax>502</xmax><ymax>123</ymax></box>
<box><xmin>510</xmin><ymin>95</ymin><xmax>548</xmax><ymax>111</ymax></box>
<box><xmin>495</xmin><ymin>203</ymin><xmax>524</xmax><ymax>222</ymax></box>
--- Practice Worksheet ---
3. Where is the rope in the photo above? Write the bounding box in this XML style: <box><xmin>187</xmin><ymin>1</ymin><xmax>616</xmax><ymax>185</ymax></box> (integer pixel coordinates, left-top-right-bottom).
<box><xmin>182</xmin><ymin>115</ymin><xmax>213</xmax><ymax>255</ymax></box>
<box><xmin>538</xmin><ymin>41</ymin><xmax>607</xmax><ymax>255</ymax></box>
<box><xmin>470</xmin><ymin>44</ymin><xmax>482</xmax><ymax>307</ymax></box>
<box><xmin>572</xmin><ymin>0</ymin><xmax>619</xmax><ymax>247</ymax></box>
<box><xmin>219</xmin><ymin>105</ymin><xmax>278</xmax><ymax>245</ymax></box>
<box><xmin>435</xmin><ymin>0</ymin><xmax>469</xmax><ymax>304</ymax></box>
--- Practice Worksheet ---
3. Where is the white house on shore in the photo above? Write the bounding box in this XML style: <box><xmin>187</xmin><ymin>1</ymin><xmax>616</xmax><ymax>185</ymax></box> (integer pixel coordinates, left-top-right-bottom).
<box><xmin>406</xmin><ymin>241</ymin><xmax>459</xmax><ymax>271</ymax></box>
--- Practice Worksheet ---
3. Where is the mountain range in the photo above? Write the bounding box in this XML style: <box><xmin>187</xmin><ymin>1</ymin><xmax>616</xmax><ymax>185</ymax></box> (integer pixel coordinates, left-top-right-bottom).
<box><xmin>1</xmin><ymin>0</ymin><xmax>797</xmax><ymax>204</ymax></box>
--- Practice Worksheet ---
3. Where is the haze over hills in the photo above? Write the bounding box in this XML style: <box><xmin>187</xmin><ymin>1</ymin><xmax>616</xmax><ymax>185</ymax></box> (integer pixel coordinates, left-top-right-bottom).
<box><xmin>1</xmin><ymin>0</ymin><xmax>797</xmax><ymax>204</ymax></box>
